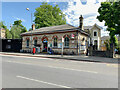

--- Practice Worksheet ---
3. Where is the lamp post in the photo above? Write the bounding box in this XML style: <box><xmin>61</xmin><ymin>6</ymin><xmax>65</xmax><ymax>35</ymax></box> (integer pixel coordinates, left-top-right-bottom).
<box><xmin>26</xmin><ymin>8</ymin><xmax>33</xmax><ymax>53</ymax></box>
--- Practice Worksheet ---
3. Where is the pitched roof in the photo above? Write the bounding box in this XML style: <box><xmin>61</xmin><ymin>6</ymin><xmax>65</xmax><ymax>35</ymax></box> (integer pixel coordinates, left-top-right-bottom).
<box><xmin>83</xmin><ymin>26</ymin><xmax>92</xmax><ymax>30</ymax></box>
<box><xmin>101</xmin><ymin>36</ymin><xmax>110</xmax><ymax>41</ymax></box>
<box><xmin>83</xmin><ymin>24</ymin><xmax>102</xmax><ymax>30</ymax></box>
<box><xmin>21</xmin><ymin>24</ymin><xmax>78</xmax><ymax>36</ymax></box>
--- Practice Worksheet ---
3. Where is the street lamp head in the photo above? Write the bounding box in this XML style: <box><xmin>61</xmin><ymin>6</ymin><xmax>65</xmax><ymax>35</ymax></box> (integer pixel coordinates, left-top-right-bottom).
<box><xmin>26</xmin><ymin>8</ymin><xmax>29</xmax><ymax>11</ymax></box>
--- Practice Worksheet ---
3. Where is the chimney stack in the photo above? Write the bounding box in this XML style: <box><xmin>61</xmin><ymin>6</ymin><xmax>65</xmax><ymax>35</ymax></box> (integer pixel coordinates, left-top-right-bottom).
<box><xmin>32</xmin><ymin>24</ymin><xmax>35</xmax><ymax>30</ymax></box>
<box><xmin>79</xmin><ymin>15</ymin><xmax>84</xmax><ymax>30</ymax></box>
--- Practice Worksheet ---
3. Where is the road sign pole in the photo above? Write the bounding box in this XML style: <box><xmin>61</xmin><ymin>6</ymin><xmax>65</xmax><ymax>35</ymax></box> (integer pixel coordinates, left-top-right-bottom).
<box><xmin>61</xmin><ymin>37</ymin><xmax>64</xmax><ymax>57</ymax></box>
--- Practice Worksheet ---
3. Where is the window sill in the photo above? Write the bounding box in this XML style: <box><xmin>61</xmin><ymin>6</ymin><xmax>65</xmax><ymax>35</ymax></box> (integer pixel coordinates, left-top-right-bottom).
<box><xmin>53</xmin><ymin>47</ymin><xmax>58</xmax><ymax>49</ymax></box>
<box><xmin>64</xmin><ymin>47</ymin><xmax>69</xmax><ymax>49</ymax></box>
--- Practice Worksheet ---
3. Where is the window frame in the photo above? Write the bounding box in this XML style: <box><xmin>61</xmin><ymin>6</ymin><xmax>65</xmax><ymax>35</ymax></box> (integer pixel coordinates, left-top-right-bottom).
<box><xmin>53</xmin><ymin>37</ymin><xmax>58</xmax><ymax>47</ymax></box>
<box><xmin>34</xmin><ymin>39</ymin><xmax>37</xmax><ymax>46</ymax></box>
<box><xmin>64</xmin><ymin>37</ymin><xmax>69</xmax><ymax>48</ymax></box>
<box><xmin>26</xmin><ymin>39</ymin><xmax>29</xmax><ymax>48</ymax></box>
<box><xmin>94</xmin><ymin>31</ymin><xmax>97</xmax><ymax>36</ymax></box>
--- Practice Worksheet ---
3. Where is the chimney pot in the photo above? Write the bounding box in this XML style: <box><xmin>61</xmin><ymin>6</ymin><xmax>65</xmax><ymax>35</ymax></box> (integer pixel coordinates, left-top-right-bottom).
<box><xmin>79</xmin><ymin>15</ymin><xmax>84</xmax><ymax>30</ymax></box>
<box><xmin>32</xmin><ymin>24</ymin><xmax>35</xmax><ymax>30</ymax></box>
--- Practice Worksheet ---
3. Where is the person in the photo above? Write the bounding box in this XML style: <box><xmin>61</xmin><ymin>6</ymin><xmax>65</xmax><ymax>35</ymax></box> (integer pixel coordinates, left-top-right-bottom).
<box><xmin>48</xmin><ymin>48</ymin><xmax>53</xmax><ymax>54</ymax></box>
<box><xmin>114</xmin><ymin>48</ymin><xmax>118</xmax><ymax>57</ymax></box>
<box><xmin>45</xmin><ymin>46</ymin><xmax>47</xmax><ymax>52</ymax></box>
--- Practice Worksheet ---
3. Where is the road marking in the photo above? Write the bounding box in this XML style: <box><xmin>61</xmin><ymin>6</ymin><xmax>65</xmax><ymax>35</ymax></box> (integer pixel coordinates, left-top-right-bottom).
<box><xmin>6</xmin><ymin>61</ymin><xmax>32</xmax><ymax>65</ymax></box>
<box><xmin>16</xmin><ymin>76</ymin><xmax>71</xmax><ymax>88</ymax></box>
<box><xmin>106</xmin><ymin>64</ymin><xmax>118</xmax><ymax>68</ymax></box>
<box><xmin>5</xmin><ymin>60</ymin><xmax>98</xmax><ymax>74</ymax></box>
<box><xmin>47</xmin><ymin>66</ymin><xmax>98</xmax><ymax>74</ymax></box>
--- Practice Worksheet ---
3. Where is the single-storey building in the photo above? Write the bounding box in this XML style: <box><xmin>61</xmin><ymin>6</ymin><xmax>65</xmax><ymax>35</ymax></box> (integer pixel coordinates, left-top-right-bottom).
<box><xmin>21</xmin><ymin>15</ymin><xmax>101</xmax><ymax>55</ymax></box>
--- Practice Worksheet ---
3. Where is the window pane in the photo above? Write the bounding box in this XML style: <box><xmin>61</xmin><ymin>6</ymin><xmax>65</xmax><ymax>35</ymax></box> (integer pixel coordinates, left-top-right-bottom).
<box><xmin>54</xmin><ymin>38</ymin><xmax>57</xmax><ymax>47</ymax></box>
<box><xmin>94</xmin><ymin>32</ymin><xmax>97</xmax><ymax>36</ymax></box>
<box><xmin>64</xmin><ymin>37</ymin><xmax>69</xmax><ymax>47</ymax></box>
<box><xmin>34</xmin><ymin>40</ymin><xmax>37</xmax><ymax>46</ymax></box>
<box><xmin>26</xmin><ymin>40</ymin><xmax>29</xmax><ymax>47</ymax></box>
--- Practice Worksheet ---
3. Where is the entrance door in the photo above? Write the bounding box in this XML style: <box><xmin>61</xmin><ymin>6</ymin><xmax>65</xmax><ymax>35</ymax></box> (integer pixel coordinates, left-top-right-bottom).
<box><xmin>43</xmin><ymin>39</ymin><xmax>48</xmax><ymax>52</ymax></box>
<box><xmin>94</xmin><ymin>40</ymin><xmax>98</xmax><ymax>50</ymax></box>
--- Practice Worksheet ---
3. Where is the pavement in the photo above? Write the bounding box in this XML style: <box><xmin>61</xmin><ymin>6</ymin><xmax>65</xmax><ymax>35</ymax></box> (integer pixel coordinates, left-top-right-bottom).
<box><xmin>1</xmin><ymin>55</ymin><xmax>118</xmax><ymax>88</ymax></box>
<box><xmin>0</xmin><ymin>52</ymin><xmax>119</xmax><ymax>64</ymax></box>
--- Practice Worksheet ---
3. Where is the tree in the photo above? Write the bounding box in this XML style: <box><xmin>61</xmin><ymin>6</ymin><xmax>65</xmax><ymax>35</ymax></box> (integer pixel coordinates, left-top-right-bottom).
<box><xmin>104</xmin><ymin>39</ymin><xmax>110</xmax><ymax>50</ymax></box>
<box><xmin>13</xmin><ymin>20</ymin><xmax>27</xmax><ymax>33</ymax></box>
<box><xmin>0</xmin><ymin>21</ymin><xmax>12</xmax><ymax>39</ymax></box>
<box><xmin>6</xmin><ymin>29</ymin><xmax>12</xmax><ymax>39</ymax></box>
<box><xmin>34</xmin><ymin>2</ymin><xmax>66</xmax><ymax>29</ymax></box>
<box><xmin>97</xmin><ymin>1</ymin><xmax>120</xmax><ymax>46</ymax></box>
<box><xmin>10</xmin><ymin>25</ymin><xmax>21</xmax><ymax>39</ymax></box>
<box><xmin>97</xmin><ymin>1</ymin><xmax>120</xmax><ymax>57</ymax></box>
<box><xmin>0</xmin><ymin>21</ymin><xmax>7</xmax><ymax>29</ymax></box>
<box><xmin>97</xmin><ymin>1</ymin><xmax>120</xmax><ymax>35</ymax></box>
<box><xmin>10</xmin><ymin>20</ymin><xmax>27</xmax><ymax>39</ymax></box>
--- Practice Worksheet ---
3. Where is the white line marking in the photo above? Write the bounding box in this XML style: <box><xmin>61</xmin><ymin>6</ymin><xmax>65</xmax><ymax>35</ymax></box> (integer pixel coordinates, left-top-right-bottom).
<box><xmin>5</xmin><ymin>60</ymin><xmax>98</xmax><ymax>74</ymax></box>
<box><xmin>6</xmin><ymin>61</ymin><xmax>32</xmax><ymax>65</ymax></box>
<box><xmin>17</xmin><ymin>76</ymin><xmax>71</xmax><ymax>88</ymax></box>
<box><xmin>47</xmin><ymin>66</ymin><xmax>98</xmax><ymax>74</ymax></box>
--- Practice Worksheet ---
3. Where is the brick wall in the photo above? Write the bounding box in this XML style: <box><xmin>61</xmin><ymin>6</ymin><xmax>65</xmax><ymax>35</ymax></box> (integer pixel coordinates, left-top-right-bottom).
<box><xmin>22</xmin><ymin>31</ymin><xmax>88</xmax><ymax>55</ymax></box>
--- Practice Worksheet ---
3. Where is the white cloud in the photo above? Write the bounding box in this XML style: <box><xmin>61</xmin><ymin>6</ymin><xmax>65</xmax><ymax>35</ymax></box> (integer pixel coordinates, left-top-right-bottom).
<box><xmin>62</xmin><ymin>0</ymin><xmax>108</xmax><ymax>36</ymax></box>
<box><xmin>12</xmin><ymin>16</ymin><xmax>26</xmax><ymax>22</ymax></box>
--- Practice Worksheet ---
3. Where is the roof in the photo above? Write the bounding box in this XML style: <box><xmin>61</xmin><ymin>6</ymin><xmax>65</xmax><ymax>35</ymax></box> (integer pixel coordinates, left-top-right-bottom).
<box><xmin>101</xmin><ymin>36</ymin><xmax>110</xmax><ymax>41</ymax></box>
<box><xmin>83</xmin><ymin>24</ymin><xmax>102</xmax><ymax>30</ymax></box>
<box><xmin>21</xmin><ymin>24</ymin><xmax>101</xmax><ymax>36</ymax></box>
<box><xmin>21</xmin><ymin>24</ymin><xmax>83</xmax><ymax>36</ymax></box>
<box><xmin>83</xmin><ymin>26</ymin><xmax>92</xmax><ymax>30</ymax></box>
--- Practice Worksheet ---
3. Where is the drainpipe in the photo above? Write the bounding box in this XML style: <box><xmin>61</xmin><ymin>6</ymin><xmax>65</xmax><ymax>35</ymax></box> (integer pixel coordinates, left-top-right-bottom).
<box><xmin>77</xmin><ymin>30</ymin><xmax>79</xmax><ymax>55</ymax></box>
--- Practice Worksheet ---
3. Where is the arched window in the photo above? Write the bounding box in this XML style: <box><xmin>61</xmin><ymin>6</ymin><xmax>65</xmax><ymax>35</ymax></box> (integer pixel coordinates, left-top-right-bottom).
<box><xmin>53</xmin><ymin>38</ymin><xmax>57</xmax><ymax>47</ymax></box>
<box><xmin>26</xmin><ymin>39</ymin><xmax>29</xmax><ymax>47</ymax></box>
<box><xmin>34</xmin><ymin>39</ymin><xmax>37</xmax><ymax>46</ymax></box>
<box><xmin>94</xmin><ymin>31</ymin><xmax>97</xmax><ymax>36</ymax></box>
<box><xmin>64</xmin><ymin>37</ymin><xmax>69</xmax><ymax>47</ymax></box>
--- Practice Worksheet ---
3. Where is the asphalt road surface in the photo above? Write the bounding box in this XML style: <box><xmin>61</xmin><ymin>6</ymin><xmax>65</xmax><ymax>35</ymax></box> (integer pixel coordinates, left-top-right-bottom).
<box><xmin>1</xmin><ymin>55</ymin><xmax>118</xmax><ymax>88</ymax></box>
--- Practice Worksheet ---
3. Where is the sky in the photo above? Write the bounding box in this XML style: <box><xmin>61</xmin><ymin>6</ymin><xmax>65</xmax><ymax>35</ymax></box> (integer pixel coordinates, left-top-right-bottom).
<box><xmin>1</xmin><ymin>0</ymin><xmax>109</xmax><ymax>36</ymax></box>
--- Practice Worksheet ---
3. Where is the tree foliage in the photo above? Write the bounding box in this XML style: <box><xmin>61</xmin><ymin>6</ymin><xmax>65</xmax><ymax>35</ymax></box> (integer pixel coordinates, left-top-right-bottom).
<box><xmin>104</xmin><ymin>39</ymin><xmax>110</xmax><ymax>50</ymax></box>
<box><xmin>13</xmin><ymin>20</ymin><xmax>27</xmax><ymax>33</ymax></box>
<box><xmin>10</xmin><ymin>25</ymin><xmax>21</xmax><ymax>39</ymax></box>
<box><xmin>10</xmin><ymin>20</ymin><xmax>27</xmax><ymax>39</ymax></box>
<box><xmin>0</xmin><ymin>21</ymin><xmax>12</xmax><ymax>39</ymax></box>
<box><xmin>34</xmin><ymin>2</ymin><xmax>66</xmax><ymax>29</ymax></box>
<box><xmin>97</xmin><ymin>1</ymin><xmax>120</xmax><ymax>46</ymax></box>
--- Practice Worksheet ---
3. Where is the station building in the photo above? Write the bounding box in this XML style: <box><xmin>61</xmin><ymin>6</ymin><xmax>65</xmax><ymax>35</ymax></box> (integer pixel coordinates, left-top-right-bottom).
<box><xmin>21</xmin><ymin>15</ymin><xmax>101</xmax><ymax>55</ymax></box>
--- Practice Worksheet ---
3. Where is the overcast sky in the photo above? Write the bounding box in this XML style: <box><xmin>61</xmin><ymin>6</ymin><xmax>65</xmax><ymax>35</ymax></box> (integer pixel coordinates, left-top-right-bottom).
<box><xmin>1</xmin><ymin>0</ymin><xmax>109</xmax><ymax>36</ymax></box>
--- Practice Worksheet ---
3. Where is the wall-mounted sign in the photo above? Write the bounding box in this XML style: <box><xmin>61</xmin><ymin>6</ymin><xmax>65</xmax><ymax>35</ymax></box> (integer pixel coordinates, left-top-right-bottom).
<box><xmin>62</xmin><ymin>37</ymin><xmax>64</xmax><ymax>43</ymax></box>
<box><xmin>48</xmin><ymin>43</ymin><xmax>52</xmax><ymax>47</ymax></box>
<box><xmin>48</xmin><ymin>44</ymin><xmax>50</xmax><ymax>47</ymax></box>
<box><xmin>71</xmin><ymin>34</ymin><xmax>75</xmax><ymax>39</ymax></box>
<box><xmin>58</xmin><ymin>43</ymin><xmax>62</xmax><ymax>48</ymax></box>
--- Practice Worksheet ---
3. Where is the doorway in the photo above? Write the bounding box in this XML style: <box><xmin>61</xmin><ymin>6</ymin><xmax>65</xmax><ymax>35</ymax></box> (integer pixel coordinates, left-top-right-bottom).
<box><xmin>43</xmin><ymin>39</ymin><xmax>48</xmax><ymax>52</ymax></box>
<box><xmin>94</xmin><ymin>40</ymin><xmax>98</xmax><ymax>50</ymax></box>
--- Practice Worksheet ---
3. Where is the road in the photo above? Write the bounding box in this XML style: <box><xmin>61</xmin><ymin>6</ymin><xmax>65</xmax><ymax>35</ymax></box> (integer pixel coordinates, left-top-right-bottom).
<box><xmin>1</xmin><ymin>55</ymin><xmax>118</xmax><ymax>88</ymax></box>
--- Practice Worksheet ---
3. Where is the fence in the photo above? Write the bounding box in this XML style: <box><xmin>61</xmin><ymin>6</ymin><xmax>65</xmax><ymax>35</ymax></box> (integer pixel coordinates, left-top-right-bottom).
<box><xmin>92</xmin><ymin>50</ymin><xmax>113</xmax><ymax>58</ymax></box>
